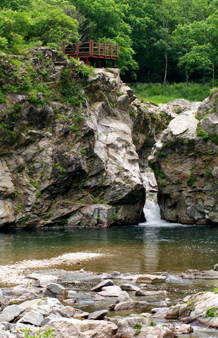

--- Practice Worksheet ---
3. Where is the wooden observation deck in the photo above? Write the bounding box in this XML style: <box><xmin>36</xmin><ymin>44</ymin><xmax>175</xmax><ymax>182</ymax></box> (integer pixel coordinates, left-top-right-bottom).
<box><xmin>62</xmin><ymin>40</ymin><xmax>119</xmax><ymax>68</ymax></box>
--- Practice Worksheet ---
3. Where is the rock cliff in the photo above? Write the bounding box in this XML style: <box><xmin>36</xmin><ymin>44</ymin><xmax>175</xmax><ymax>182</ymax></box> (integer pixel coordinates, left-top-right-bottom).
<box><xmin>0</xmin><ymin>48</ymin><xmax>145</xmax><ymax>228</ymax></box>
<box><xmin>149</xmin><ymin>95</ymin><xmax>218</xmax><ymax>224</ymax></box>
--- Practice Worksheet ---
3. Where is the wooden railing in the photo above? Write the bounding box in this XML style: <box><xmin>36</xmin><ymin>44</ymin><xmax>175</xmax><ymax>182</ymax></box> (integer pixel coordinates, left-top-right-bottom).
<box><xmin>62</xmin><ymin>40</ymin><xmax>119</xmax><ymax>60</ymax></box>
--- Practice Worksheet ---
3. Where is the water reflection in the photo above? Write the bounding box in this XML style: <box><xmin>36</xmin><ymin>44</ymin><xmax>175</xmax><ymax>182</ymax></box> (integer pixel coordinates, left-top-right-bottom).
<box><xmin>0</xmin><ymin>224</ymin><xmax>218</xmax><ymax>274</ymax></box>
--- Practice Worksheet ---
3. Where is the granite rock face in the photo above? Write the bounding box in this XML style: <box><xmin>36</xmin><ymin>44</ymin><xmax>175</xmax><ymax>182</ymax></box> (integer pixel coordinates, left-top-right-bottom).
<box><xmin>0</xmin><ymin>49</ymin><xmax>145</xmax><ymax>228</ymax></box>
<box><xmin>149</xmin><ymin>92</ymin><xmax>218</xmax><ymax>225</ymax></box>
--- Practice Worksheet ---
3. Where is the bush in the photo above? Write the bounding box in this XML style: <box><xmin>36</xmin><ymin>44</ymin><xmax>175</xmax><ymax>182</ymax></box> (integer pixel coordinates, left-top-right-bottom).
<box><xmin>0</xmin><ymin>90</ymin><xmax>6</xmax><ymax>103</ymax></box>
<box><xmin>187</xmin><ymin>177</ymin><xmax>197</xmax><ymax>186</ymax></box>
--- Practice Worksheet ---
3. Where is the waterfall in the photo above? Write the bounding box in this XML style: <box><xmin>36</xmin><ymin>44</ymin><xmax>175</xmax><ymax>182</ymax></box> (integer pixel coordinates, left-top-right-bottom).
<box><xmin>143</xmin><ymin>192</ymin><xmax>163</xmax><ymax>224</ymax></box>
<box><xmin>140</xmin><ymin>170</ymin><xmax>163</xmax><ymax>225</ymax></box>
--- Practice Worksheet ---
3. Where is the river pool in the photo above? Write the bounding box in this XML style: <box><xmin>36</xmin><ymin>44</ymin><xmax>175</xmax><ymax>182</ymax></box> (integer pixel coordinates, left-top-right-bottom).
<box><xmin>0</xmin><ymin>222</ymin><xmax>218</xmax><ymax>274</ymax></box>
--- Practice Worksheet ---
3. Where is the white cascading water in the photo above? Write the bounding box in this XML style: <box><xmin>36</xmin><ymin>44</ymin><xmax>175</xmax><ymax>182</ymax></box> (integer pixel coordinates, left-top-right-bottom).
<box><xmin>142</xmin><ymin>192</ymin><xmax>163</xmax><ymax>224</ymax></box>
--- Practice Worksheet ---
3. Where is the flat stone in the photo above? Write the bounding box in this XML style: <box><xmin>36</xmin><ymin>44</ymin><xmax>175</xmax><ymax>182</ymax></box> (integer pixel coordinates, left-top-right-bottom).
<box><xmin>0</xmin><ymin>304</ymin><xmax>24</xmax><ymax>322</ymax></box>
<box><xmin>18</xmin><ymin>310</ymin><xmax>43</xmax><ymax>326</ymax></box>
<box><xmin>136</xmin><ymin>274</ymin><xmax>166</xmax><ymax>284</ymax></box>
<box><xmin>92</xmin><ymin>294</ymin><xmax>105</xmax><ymax>301</ymax></box>
<box><xmin>98</xmin><ymin>285</ymin><xmax>122</xmax><ymax>297</ymax></box>
<box><xmin>91</xmin><ymin>279</ymin><xmax>114</xmax><ymax>292</ymax></box>
<box><xmin>88</xmin><ymin>309</ymin><xmax>108</xmax><ymax>320</ymax></box>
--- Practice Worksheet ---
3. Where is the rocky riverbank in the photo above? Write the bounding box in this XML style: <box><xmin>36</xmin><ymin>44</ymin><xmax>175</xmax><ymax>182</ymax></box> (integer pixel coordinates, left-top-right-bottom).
<box><xmin>1</xmin><ymin>256</ymin><xmax>218</xmax><ymax>337</ymax></box>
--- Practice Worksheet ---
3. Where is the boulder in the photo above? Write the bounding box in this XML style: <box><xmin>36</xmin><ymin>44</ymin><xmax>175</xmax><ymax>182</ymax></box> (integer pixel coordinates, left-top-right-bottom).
<box><xmin>0</xmin><ymin>305</ymin><xmax>24</xmax><ymax>323</ymax></box>
<box><xmin>18</xmin><ymin>310</ymin><xmax>43</xmax><ymax>326</ymax></box>
<box><xmin>44</xmin><ymin>283</ymin><xmax>68</xmax><ymax>301</ymax></box>
<box><xmin>117</xmin><ymin>316</ymin><xmax>151</xmax><ymax>337</ymax></box>
<box><xmin>49</xmin><ymin>318</ymin><xmax>118</xmax><ymax>338</ymax></box>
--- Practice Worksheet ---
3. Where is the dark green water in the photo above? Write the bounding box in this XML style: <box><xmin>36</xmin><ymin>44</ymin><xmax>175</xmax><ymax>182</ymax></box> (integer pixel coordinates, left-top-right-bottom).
<box><xmin>0</xmin><ymin>223</ymin><xmax>218</xmax><ymax>274</ymax></box>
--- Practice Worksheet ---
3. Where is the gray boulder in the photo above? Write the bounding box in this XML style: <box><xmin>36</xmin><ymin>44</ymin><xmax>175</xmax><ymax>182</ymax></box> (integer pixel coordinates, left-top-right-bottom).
<box><xmin>0</xmin><ymin>305</ymin><xmax>24</xmax><ymax>323</ymax></box>
<box><xmin>18</xmin><ymin>310</ymin><xmax>44</xmax><ymax>326</ymax></box>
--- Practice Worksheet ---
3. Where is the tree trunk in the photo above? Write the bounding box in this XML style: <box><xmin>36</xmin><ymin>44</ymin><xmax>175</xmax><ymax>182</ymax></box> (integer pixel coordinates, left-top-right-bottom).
<box><xmin>201</xmin><ymin>69</ymin><xmax>205</xmax><ymax>85</ymax></box>
<box><xmin>212</xmin><ymin>63</ymin><xmax>215</xmax><ymax>88</ymax></box>
<box><xmin>163</xmin><ymin>48</ymin><xmax>167</xmax><ymax>90</ymax></box>
<box><xmin>186</xmin><ymin>69</ymin><xmax>189</xmax><ymax>87</ymax></box>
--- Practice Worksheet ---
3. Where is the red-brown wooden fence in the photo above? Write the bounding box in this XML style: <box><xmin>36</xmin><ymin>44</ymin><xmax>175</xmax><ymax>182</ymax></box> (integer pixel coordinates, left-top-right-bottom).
<box><xmin>62</xmin><ymin>40</ymin><xmax>119</xmax><ymax>68</ymax></box>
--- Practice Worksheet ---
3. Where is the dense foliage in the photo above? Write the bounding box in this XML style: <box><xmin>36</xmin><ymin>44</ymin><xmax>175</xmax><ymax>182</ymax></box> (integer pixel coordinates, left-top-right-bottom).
<box><xmin>1</xmin><ymin>0</ymin><xmax>218</xmax><ymax>84</ymax></box>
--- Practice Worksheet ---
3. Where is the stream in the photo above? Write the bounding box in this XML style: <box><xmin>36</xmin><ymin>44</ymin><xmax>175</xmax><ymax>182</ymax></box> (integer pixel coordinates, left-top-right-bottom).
<box><xmin>1</xmin><ymin>194</ymin><xmax>218</xmax><ymax>337</ymax></box>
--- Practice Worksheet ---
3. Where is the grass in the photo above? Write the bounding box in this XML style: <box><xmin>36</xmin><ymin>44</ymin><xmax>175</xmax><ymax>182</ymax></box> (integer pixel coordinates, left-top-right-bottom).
<box><xmin>130</xmin><ymin>82</ymin><xmax>211</xmax><ymax>104</ymax></box>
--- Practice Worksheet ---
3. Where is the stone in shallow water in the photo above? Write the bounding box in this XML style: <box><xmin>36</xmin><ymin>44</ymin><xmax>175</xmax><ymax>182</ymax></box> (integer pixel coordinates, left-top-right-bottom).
<box><xmin>63</xmin><ymin>299</ymin><xmax>76</xmax><ymax>306</ymax></box>
<box><xmin>116</xmin><ymin>291</ymin><xmax>132</xmax><ymax>304</ymax></box>
<box><xmin>88</xmin><ymin>309</ymin><xmax>108</xmax><ymax>320</ymax></box>
<box><xmin>120</xmin><ymin>283</ymin><xmax>139</xmax><ymax>291</ymax></box>
<box><xmin>114</xmin><ymin>301</ymin><xmax>149</xmax><ymax>311</ymax></box>
<box><xmin>98</xmin><ymin>285</ymin><xmax>122</xmax><ymax>297</ymax></box>
<box><xmin>135</xmin><ymin>290</ymin><xmax>168</xmax><ymax>296</ymax></box>
<box><xmin>136</xmin><ymin>274</ymin><xmax>166</xmax><ymax>284</ymax></box>
<box><xmin>91</xmin><ymin>279</ymin><xmax>114</xmax><ymax>292</ymax></box>
<box><xmin>92</xmin><ymin>294</ymin><xmax>105</xmax><ymax>301</ymax></box>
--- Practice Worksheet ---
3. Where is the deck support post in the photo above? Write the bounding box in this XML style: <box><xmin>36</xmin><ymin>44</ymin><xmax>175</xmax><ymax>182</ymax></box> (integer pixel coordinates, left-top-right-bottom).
<box><xmin>62</xmin><ymin>42</ymin><xmax>65</xmax><ymax>54</ymax></box>
<box><xmin>86</xmin><ymin>57</ymin><xmax>89</xmax><ymax>65</ymax></box>
<box><xmin>101</xmin><ymin>60</ymin><xmax>104</xmax><ymax>68</ymax></box>
<box><xmin>113</xmin><ymin>60</ymin><xmax>115</xmax><ymax>68</ymax></box>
